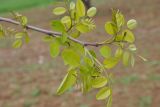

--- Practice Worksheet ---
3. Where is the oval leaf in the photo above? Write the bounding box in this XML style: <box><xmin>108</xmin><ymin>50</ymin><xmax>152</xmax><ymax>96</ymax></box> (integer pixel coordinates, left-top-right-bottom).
<box><xmin>76</xmin><ymin>0</ymin><xmax>86</xmax><ymax>19</ymax></box>
<box><xmin>103</xmin><ymin>57</ymin><xmax>119</xmax><ymax>69</ymax></box>
<box><xmin>105</xmin><ymin>22</ymin><xmax>117</xmax><ymax>35</ymax></box>
<box><xmin>87</xmin><ymin>7</ymin><xmax>97</xmax><ymax>17</ymax></box>
<box><xmin>127</xmin><ymin>19</ymin><xmax>137</xmax><ymax>30</ymax></box>
<box><xmin>12</xmin><ymin>40</ymin><xmax>22</xmax><ymax>48</ymax></box>
<box><xmin>62</xmin><ymin>49</ymin><xmax>80</xmax><ymax>67</ymax></box>
<box><xmin>53</xmin><ymin>7</ymin><xmax>66</xmax><ymax>15</ymax></box>
<box><xmin>123</xmin><ymin>51</ymin><xmax>130</xmax><ymax>66</ymax></box>
<box><xmin>92</xmin><ymin>77</ymin><xmax>108</xmax><ymax>88</ymax></box>
<box><xmin>123</xmin><ymin>30</ymin><xmax>135</xmax><ymax>43</ymax></box>
<box><xmin>49</xmin><ymin>41</ymin><xmax>60</xmax><ymax>58</ymax></box>
<box><xmin>57</xmin><ymin>69</ymin><xmax>77</xmax><ymax>95</ymax></box>
<box><xmin>100</xmin><ymin>46</ymin><xmax>111</xmax><ymax>58</ymax></box>
<box><xmin>96</xmin><ymin>87</ymin><xmax>111</xmax><ymax>100</ymax></box>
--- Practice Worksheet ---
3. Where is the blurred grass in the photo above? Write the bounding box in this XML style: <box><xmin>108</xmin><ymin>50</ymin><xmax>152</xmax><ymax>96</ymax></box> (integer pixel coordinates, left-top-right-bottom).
<box><xmin>0</xmin><ymin>0</ymin><xmax>58</xmax><ymax>13</ymax></box>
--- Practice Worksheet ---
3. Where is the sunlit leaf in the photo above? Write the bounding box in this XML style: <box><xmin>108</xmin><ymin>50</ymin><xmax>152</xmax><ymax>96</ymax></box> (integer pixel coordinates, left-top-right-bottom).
<box><xmin>62</xmin><ymin>49</ymin><xmax>80</xmax><ymax>67</ymax></box>
<box><xmin>57</xmin><ymin>69</ymin><xmax>77</xmax><ymax>95</ymax></box>
<box><xmin>70</xmin><ymin>2</ymin><xmax>75</xmax><ymax>10</ymax></box>
<box><xmin>123</xmin><ymin>51</ymin><xmax>130</xmax><ymax>66</ymax></box>
<box><xmin>12</xmin><ymin>40</ymin><xmax>22</xmax><ymax>48</ymax></box>
<box><xmin>53</xmin><ymin>7</ymin><xmax>66</xmax><ymax>15</ymax></box>
<box><xmin>87</xmin><ymin>7</ymin><xmax>97</xmax><ymax>17</ymax></box>
<box><xmin>21</xmin><ymin>16</ymin><xmax>28</xmax><ymax>26</ymax></box>
<box><xmin>76</xmin><ymin>0</ymin><xmax>86</xmax><ymax>19</ymax></box>
<box><xmin>106</xmin><ymin>96</ymin><xmax>112</xmax><ymax>107</ymax></box>
<box><xmin>105</xmin><ymin>22</ymin><xmax>117</xmax><ymax>35</ymax></box>
<box><xmin>116</xmin><ymin>12</ymin><xmax>125</xmax><ymax>28</ymax></box>
<box><xmin>96</xmin><ymin>87</ymin><xmax>111</xmax><ymax>100</ymax></box>
<box><xmin>92</xmin><ymin>76</ymin><xmax>108</xmax><ymax>88</ymax></box>
<box><xmin>104</xmin><ymin>57</ymin><xmax>119</xmax><ymax>69</ymax></box>
<box><xmin>131</xmin><ymin>54</ymin><xmax>135</xmax><ymax>67</ymax></box>
<box><xmin>100</xmin><ymin>46</ymin><xmax>111</xmax><ymax>58</ymax></box>
<box><xmin>51</xmin><ymin>20</ymin><xmax>65</xmax><ymax>32</ymax></box>
<box><xmin>123</xmin><ymin>29</ymin><xmax>135</xmax><ymax>43</ymax></box>
<box><xmin>128</xmin><ymin>44</ymin><xmax>137</xmax><ymax>51</ymax></box>
<box><xmin>49</xmin><ymin>41</ymin><xmax>60</xmax><ymax>58</ymax></box>
<box><xmin>127</xmin><ymin>19</ymin><xmax>137</xmax><ymax>30</ymax></box>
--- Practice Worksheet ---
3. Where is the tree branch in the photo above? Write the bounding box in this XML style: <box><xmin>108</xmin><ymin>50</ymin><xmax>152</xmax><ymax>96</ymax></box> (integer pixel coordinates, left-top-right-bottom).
<box><xmin>0</xmin><ymin>17</ymin><xmax>111</xmax><ymax>47</ymax></box>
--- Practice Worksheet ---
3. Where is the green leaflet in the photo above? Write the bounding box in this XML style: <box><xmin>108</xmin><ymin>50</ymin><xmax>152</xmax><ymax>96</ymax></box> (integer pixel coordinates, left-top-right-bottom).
<box><xmin>53</xmin><ymin>7</ymin><xmax>66</xmax><ymax>15</ymax></box>
<box><xmin>61</xmin><ymin>32</ymin><xmax>68</xmax><ymax>43</ymax></box>
<box><xmin>123</xmin><ymin>29</ymin><xmax>135</xmax><ymax>43</ymax></box>
<box><xmin>57</xmin><ymin>69</ymin><xmax>77</xmax><ymax>95</ymax></box>
<box><xmin>96</xmin><ymin>87</ymin><xmax>111</xmax><ymax>100</ymax></box>
<box><xmin>104</xmin><ymin>57</ymin><xmax>119</xmax><ymax>69</ymax></box>
<box><xmin>70</xmin><ymin>2</ymin><xmax>75</xmax><ymax>10</ymax></box>
<box><xmin>70</xmin><ymin>30</ymin><xmax>80</xmax><ymax>38</ymax></box>
<box><xmin>62</xmin><ymin>48</ymin><xmax>80</xmax><ymax>67</ymax></box>
<box><xmin>76</xmin><ymin>0</ymin><xmax>86</xmax><ymax>19</ymax></box>
<box><xmin>128</xmin><ymin>44</ymin><xmax>137</xmax><ymax>51</ymax></box>
<box><xmin>87</xmin><ymin>7</ymin><xmax>97</xmax><ymax>17</ymax></box>
<box><xmin>0</xmin><ymin>25</ymin><xmax>4</xmax><ymax>39</ymax></box>
<box><xmin>106</xmin><ymin>96</ymin><xmax>112</xmax><ymax>107</ymax></box>
<box><xmin>51</xmin><ymin>20</ymin><xmax>65</xmax><ymax>32</ymax></box>
<box><xmin>127</xmin><ymin>19</ymin><xmax>137</xmax><ymax>30</ymax></box>
<box><xmin>49</xmin><ymin>41</ymin><xmax>60</xmax><ymax>58</ymax></box>
<box><xmin>105</xmin><ymin>22</ymin><xmax>117</xmax><ymax>35</ymax></box>
<box><xmin>92</xmin><ymin>76</ymin><xmax>108</xmax><ymax>88</ymax></box>
<box><xmin>131</xmin><ymin>54</ymin><xmax>135</xmax><ymax>67</ymax></box>
<box><xmin>115</xmin><ymin>48</ymin><xmax>123</xmax><ymax>58</ymax></box>
<box><xmin>100</xmin><ymin>46</ymin><xmax>111</xmax><ymax>58</ymax></box>
<box><xmin>84</xmin><ymin>57</ymin><xmax>94</xmax><ymax>66</ymax></box>
<box><xmin>21</xmin><ymin>16</ymin><xmax>28</xmax><ymax>26</ymax></box>
<box><xmin>12</xmin><ymin>39</ymin><xmax>22</xmax><ymax>48</ymax></box>
<box><xmin>76</xmin><ymin>19</ymin><xmax>95</xmax><ymax>33</ymax></box>
<box><xmin>61</xmin><ymin>16</ymin><xmax>72</xmax><ymax>29</ymax></box>
<box><xmin>123</xmin><ymin>51</ymin><xmax>130</xmax><ymax>66</ymax></box>
<box><xmin>116</xmin><ymin>12</ymin><xmax>125</xmax><ymax>29</ymax></box>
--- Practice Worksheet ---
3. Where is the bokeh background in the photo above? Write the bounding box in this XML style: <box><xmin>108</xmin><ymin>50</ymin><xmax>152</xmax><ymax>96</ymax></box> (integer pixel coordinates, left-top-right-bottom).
<box><xmin>0</xmin><ymin>0</ymin><xmax>160</xmax><ymax>107</ymax></box>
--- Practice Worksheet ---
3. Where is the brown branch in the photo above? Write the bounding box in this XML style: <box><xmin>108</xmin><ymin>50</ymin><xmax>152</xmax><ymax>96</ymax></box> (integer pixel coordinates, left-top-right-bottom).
<box><xmin>0</xmin><ymin>17</ymin><xmax>111</xmax><ymax>47</ymax></box>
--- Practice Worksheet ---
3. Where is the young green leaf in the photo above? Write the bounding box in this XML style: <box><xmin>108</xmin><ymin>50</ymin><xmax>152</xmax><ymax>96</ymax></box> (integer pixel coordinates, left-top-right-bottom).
<box><xmin>70</xmin><ymin>2</ymin><xmax>75</xmax><ymax>10</ymax></box>
<box><xmin>51</xmin><ymin>20</ymin><xmax>65</xmax><ymax>32</ymax></box>
<box><xmin>53</xmin><ymin>7</ymin><xmax>66</xmax><ymax>15</ymax></box>
<box><xmin>100</xmin><ymin>46</ymin><xmax>111</xmax><ymax>58</ymax></box>
<box><xmin>42</xmin><ymin>36</ymin><xmax>53</xmax><ymax>42</ymax></box>
<box><xmin>103</xmin><ymin>57</ymin><xmax>119</xmax><ymax>69</ymax></box>
<box><xmin>61</xmin><ymin>16</ymin><xmax>71</xmax><ymax>24</ymax></box>
<box><xmin>127</xmin><ymin>19</ymin><xmax>137</xmax><ymax>30</ymax></box>
<box><xmin>62</xmin><ymin>49</ymin><xmax>80</xmax><ymax>67</ymax></box>
<box><xmin>123</xmin><ymin>51</ymin><xmax>130</xmax><ymax>66</ymax></box>
<box><xmin>87</xmin><ymin>7</ymin><xmax>97</xmax><ymax>17</ymax></box>
<box><xmin>115</xmin><ymin>48</ymin><xmax>123</xmax><ymax>58</ymax></box>
<box><xmin>106</xmin><ymin>96</ymin><xmax>112</xmax><ymax>107</ymax></box>
<box><xmin>105</xmin><ymin>22</ymin><xmax>117</xmax><ymax>35</ymax></box>
<box><xmin>24</xmin><ymin>33</ymin><xmax>30</xmax><ymax>43</ymax></box>
<box><xmin>15</xmin><ymin>32</ymin><xmax>25</xmax><ymax>39</ymax></box>
<box><xmin>92</xmin><ymin>76</ymin><xmax>108</xmax><ymax>88</ymax></box>
<box><xmin>61</xmin><ymin>32</ymin><xmax>68</xmax><ymax>43</ymax></box>
<box><xmin>70</xmin><ymin>30</ymin><xmax>81</xmax><ymax>38</ymax></box>
<box><xmin>21</xmin><ymin>16</ymin><xmax>28</xmax><ymax>26</ymax></box>
<box><xmin>12</xmin><ymin>40</ymin><xmax>22</xmax><ymax>48</ymax></box>
<box><xmin>128</xmin><ymin>44</ymin><xmax>137</xmax><ymax>51</ymax></box>
<box><xmin>57</xmin><ymin>69</ymin><xmax>77</xmax><ymax>95</ymax></box>
<box><xmin>116</xmin><ymin>12</ymin><xmax>125</xmax><ymax>28</ymax></box>
<box><xmin>76</xmin><ymin>0</ymin><xmax>86</xmax><ymax>19</ymax></box>
<box><xmin>131</xmin><ymin>54</ymin><xmax>135</xmax><ymax>67</ymax></box>
<box><xmin>123</xmin><ymin>30</ymin><xmax>135</xmax><ymax>43</ymax></box>
<box><xmin>96</xmin><ymin>87</ymin><xmax>111</xmax><ymax>100</ymax></box>
<box><xmin>49</xmin><ymin>41</ymin><xmax>60</xmax><ymax>58</ymax></box>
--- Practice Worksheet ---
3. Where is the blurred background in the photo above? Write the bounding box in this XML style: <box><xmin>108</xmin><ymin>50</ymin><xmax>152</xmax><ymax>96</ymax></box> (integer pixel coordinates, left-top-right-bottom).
<box><xmin>0</xmin><ymin>0</ymin><xmax>160</xmax><ymax>107</ymax></box>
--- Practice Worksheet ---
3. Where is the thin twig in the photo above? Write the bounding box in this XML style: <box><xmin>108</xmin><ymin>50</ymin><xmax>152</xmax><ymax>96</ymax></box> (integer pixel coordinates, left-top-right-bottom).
<box><xmin>0</xmin><ymin>17</ymin><xmax>112</xmax><ymax>47</ymax></box>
